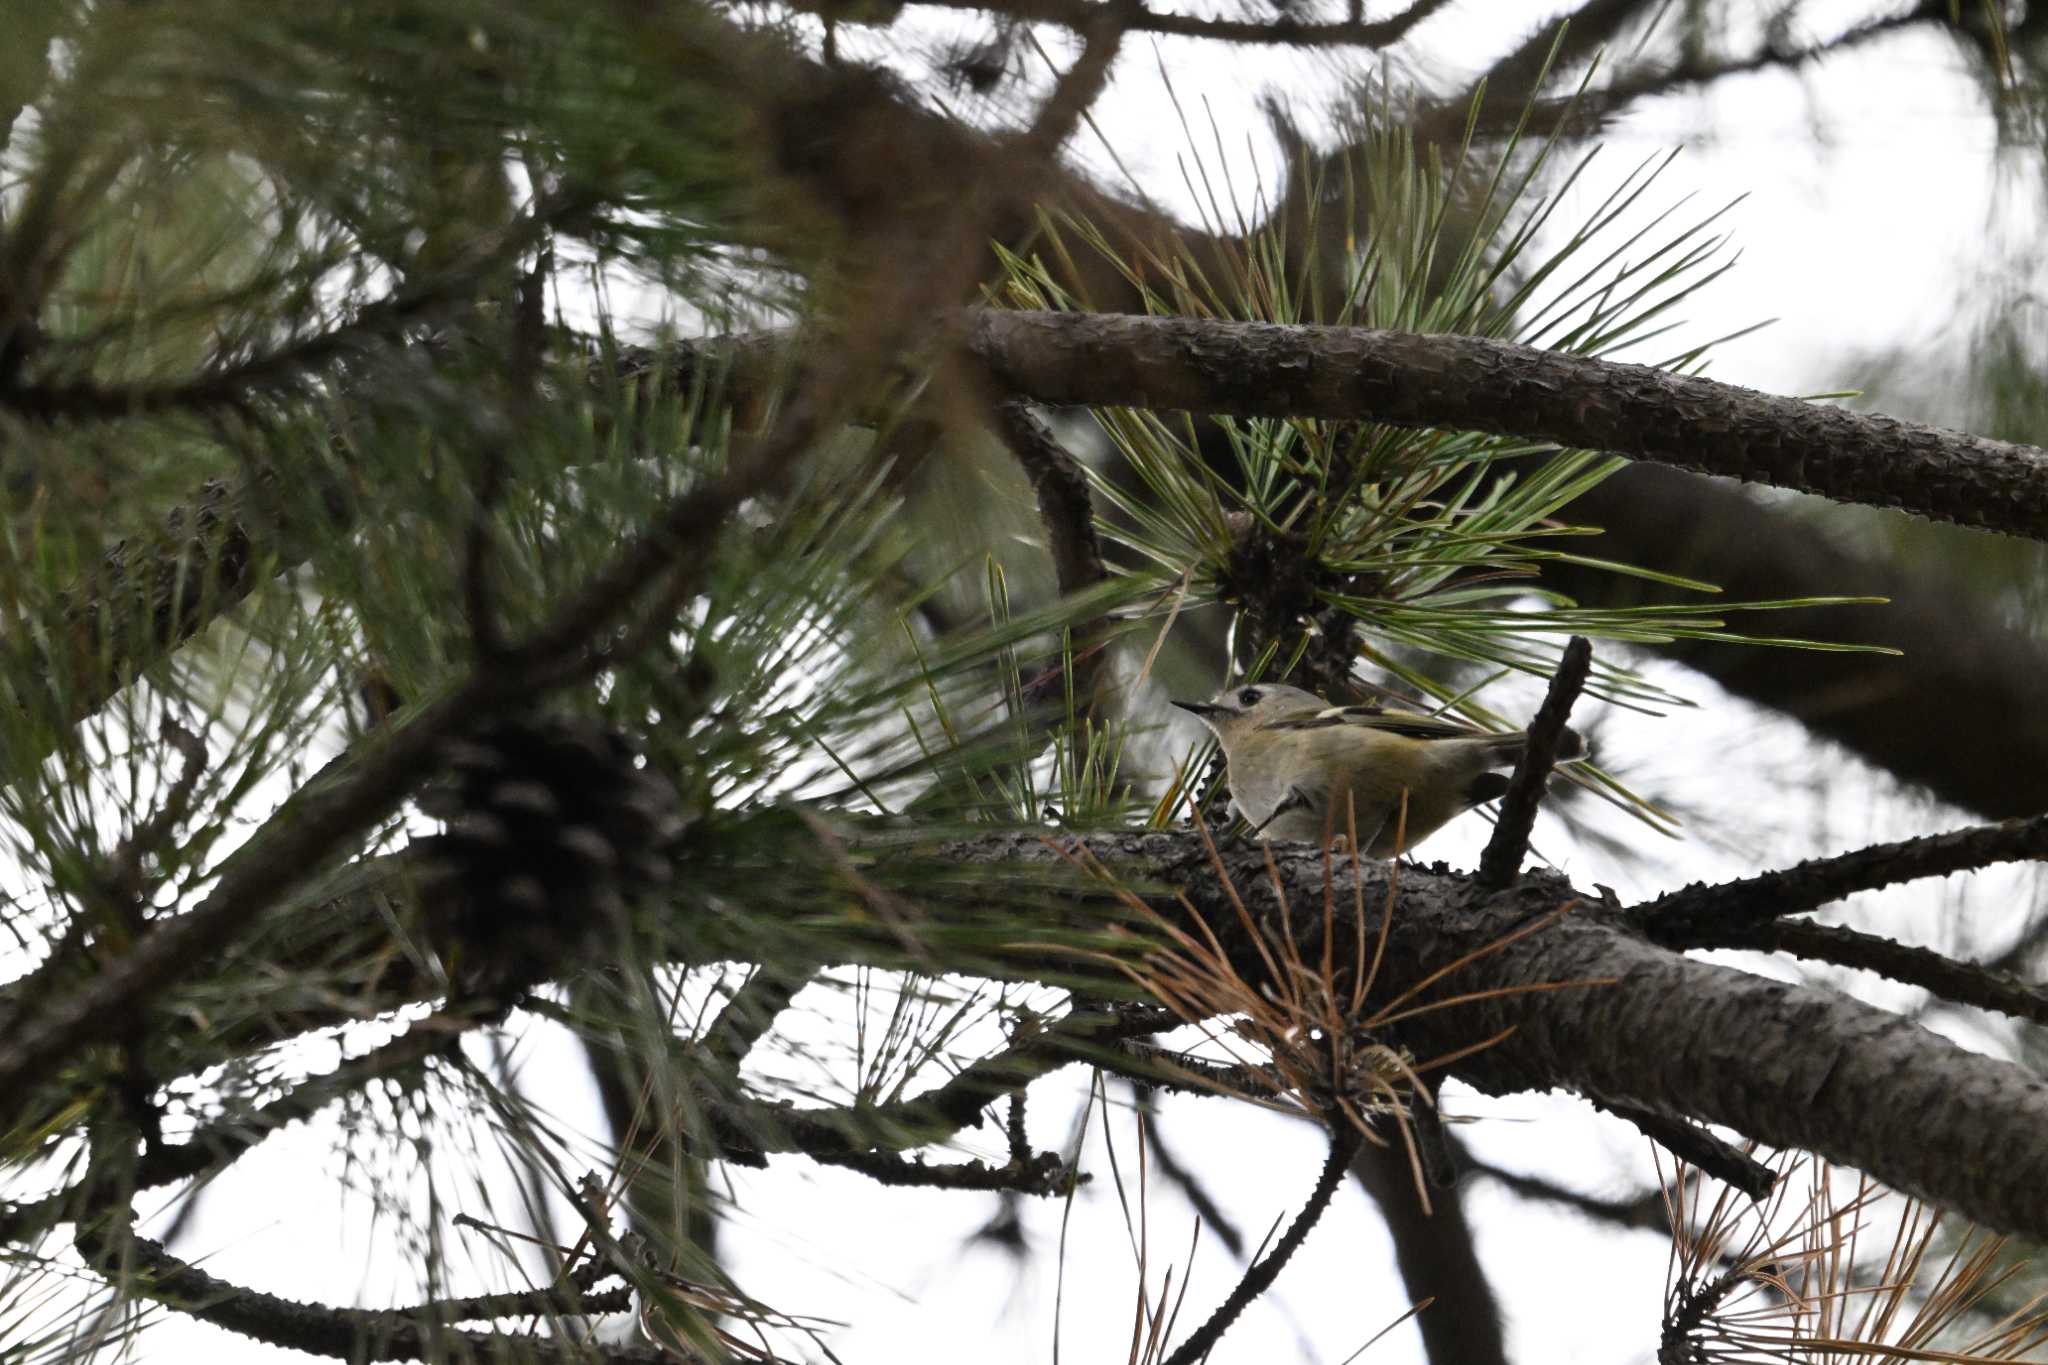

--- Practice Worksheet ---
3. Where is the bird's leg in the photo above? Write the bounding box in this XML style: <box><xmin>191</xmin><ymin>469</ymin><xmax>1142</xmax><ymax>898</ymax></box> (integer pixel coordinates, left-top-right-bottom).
<box><xmin>1249</xmin><ymin>786</ymin><xmax>1318</xmax><ymax>839</ymax></box>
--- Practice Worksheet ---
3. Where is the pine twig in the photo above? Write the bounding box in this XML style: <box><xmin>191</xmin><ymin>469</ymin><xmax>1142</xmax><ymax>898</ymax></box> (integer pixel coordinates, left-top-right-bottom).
<box><xmin>1636</xmin><ymin>812</ymin><xmax>2048</xmax><ymax>944</ymax></box>
<box><xmin>73</xmin><ymin>1217</ymin><xmax>663</xmax><ymax>1364</ymax></box>
<box><xmin>812</xmin><ymin>1146</ymin><xmax>1072</xmax><ymax>1195</ymax></box>
<box><xmin>699</xmin><ymin>965</ymin><xmax>817</xmax><ymax>1076</ymax></box>
<box><xmin>1602</xmin><ymin>1103</ymin><xmax>1775</xmax><ymax>1202</ymax></box>
<box><xmin>699</xmin><ymin>1003</ymin><xmax>1170</xmax><ymax>1164</ymax></box>
<box><xmin>1</xmin><ymin>1007</ymin><xmax>464</xmax><ymax>1245</ymax></box>
<box><xmin>994</xmin><ymin>399</ymin><xmax>1107</xmax><ymax>600</ymax></box>
<box><xmin>1160</xmin><ymin>1124</ymin><xmax>1364</xmax><ymax>1365</ymax></box>
<box><xmin>1477</xmin><ymin>635</ymin><xmax>1592</xmax><ymax>889</ymax></box>
<box><xmin>801</xmin><ymin>0</ymin><xmax>1451</xmax><ymax>50</ymax></box>
<box><xmin>1759</xmin><ymin>919</ymin><xmax>2048</xmax><ymax>1027</ymax></box>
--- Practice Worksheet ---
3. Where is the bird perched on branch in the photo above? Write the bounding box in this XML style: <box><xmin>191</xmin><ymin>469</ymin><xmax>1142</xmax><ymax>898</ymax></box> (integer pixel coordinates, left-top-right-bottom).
<box><xmin>1174</xmin><ymin>683</ymin><xmax>1586</xmax><ymax>858</ymax></box>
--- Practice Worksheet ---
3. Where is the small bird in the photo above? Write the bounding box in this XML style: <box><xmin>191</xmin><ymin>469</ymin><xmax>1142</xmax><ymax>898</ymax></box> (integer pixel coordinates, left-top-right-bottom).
<box><xmin>1173</xmin><ymin>682</ymin><xmax>1586</xmax><ymax>858</ymax></box>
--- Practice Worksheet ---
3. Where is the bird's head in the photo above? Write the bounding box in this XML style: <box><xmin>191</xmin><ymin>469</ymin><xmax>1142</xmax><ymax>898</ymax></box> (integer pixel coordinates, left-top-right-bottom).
<box><xmin>1172</xmin><ymin>682</ymin><xmax>1322</xmax><ymax>747</ymax></box>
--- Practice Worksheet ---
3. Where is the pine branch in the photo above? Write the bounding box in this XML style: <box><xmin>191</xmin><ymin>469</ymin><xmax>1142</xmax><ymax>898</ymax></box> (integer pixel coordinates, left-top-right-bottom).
<box><xmin>1349</xmin><ymin>1138</ymin><xmax>1508</xmax><ymax>1365</ymax></box>
<box><xmin>699</xmin><ymin>964</ymin><xmax>818</xmax><ymax>1076</ymax></box>
<box><xmin>946</xmin><ymin>832</ymin><xmax>2048</xmax><ymax>1242</ymax></box>
<box><xmin>1758</xmin><ymin>919</ymin><xmax>2048</xmax><ymax>1028</ymax></box>
<box><xmin>1477</xmin><ymin>635</ymin><xmax>1592</xmax><ymax>890</ymax></box>
<box><xmin>1636</xmin><ymin>813</ymin><xmax>2048</xmax><ymax>945</ymax></box>
<box><xmin>822</xmin><ymin>0</ymin><xmax>1453</xmax><ymax>48</ymax></box>
<box><xmin>1597</xmin><ymin>1103</ymin><xmax>1775</xmax><ymax>1201</ymax></box>
<box><xmin>1162</xmin><ymin>1124</ymin><xmax>1363</xmax><ymax>1365</ymax></box>
<box><xmin>700</xmin><ymin>1003</ymin><xmax>1171</xmax><ymax>1163</ymax></box>
<box><xmin>74</xmin><ymin>1219</ymin><xmax>662</xmax><ymax>1364</ymax></box>
<box><xmin>994</xmin><ymin>399</ymin><xmax>1107</xmax><ymax>602</ymax></box>
<box><xmin>811</xmin><ymin>1145</ymin><xmax>1072</xmax><ymax>1194</ymax></box>
<box><xmin>1107</xmin><ymin>1039</ymin><xmax>1284</xmax><ymax>1100</ymax></box>
<box><xmin>0</xmin><ymin>684</ymin><xmax>486</xmax><ymax>1132</ymax></box>
<box><xmin>992</xmin><ymin>398</ymin><xmax>1116</xmax><ymax>727</ymax></box>
<box><xmin>968</xmin><ymin>309</ymin><xmax>2048</xmax><ymax>541</ymax></box>
<box><xmin>636</xmin><ymin>309</ymin><xmax>2048</xmax><ymax>541</ymax></box>
<box><xmin>28</xmin><ymin>829</ymin><xmax>2048</xmax><ymax>1245</ymax></box>
<box><xmin>0</xmin><ymin>1009</ymin><xmax>456</xmax><ymax>1245</ymax></box>
<box><xmin>0</xmin><ymin>379</ymin><xmax>825</xmax><ymax>1129</ymax></box>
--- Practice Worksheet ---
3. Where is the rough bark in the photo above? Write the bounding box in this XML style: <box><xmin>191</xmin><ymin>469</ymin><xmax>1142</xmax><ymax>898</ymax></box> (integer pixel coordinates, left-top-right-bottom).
<box><xmin>968</xmin><ymin>309</ymin><xmax>2048</xmax><ymax>541</ymax></box>
<box><xmin>26</xmin><ymin>830</ymin><xmax>2048</xmax><ymax>1244</ymax></box>
<box><xmin>948</xmin><ymin>832</ymin><xmax>2048</xmax><ymax>1241</ymax></box>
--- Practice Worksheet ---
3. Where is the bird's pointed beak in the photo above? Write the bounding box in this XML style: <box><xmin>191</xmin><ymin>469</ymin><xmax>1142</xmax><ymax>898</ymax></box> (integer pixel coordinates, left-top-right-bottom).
<box><xmin>1172</xmin><ymin>699</ymin><xmax>1229</xmax><ymax>720</ymax></box>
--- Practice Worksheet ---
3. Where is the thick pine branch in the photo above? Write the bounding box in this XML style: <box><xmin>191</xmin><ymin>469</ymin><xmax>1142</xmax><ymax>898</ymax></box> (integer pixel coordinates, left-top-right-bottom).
<box><xmin>24</xmin><ymin>831</ymin><xmax>2048</xmax><ymax>1244</ymax></box>
<box><xmin>968</xmin><ymin>309</ymin><xmax>2048</xmax><ymax>541</ymax></box>
<box><xmin>951</xmin><ymin>832</ymin><xmax>2048</xmax><ymax>1240</ymax></box>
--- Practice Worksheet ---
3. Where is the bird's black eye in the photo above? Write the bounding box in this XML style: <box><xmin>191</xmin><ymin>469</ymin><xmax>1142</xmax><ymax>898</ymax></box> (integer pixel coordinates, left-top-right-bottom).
<box><xmin>1237</xmin><ymin>687</ymin><xmax>1261</xmax><ymax>706</ymax></box>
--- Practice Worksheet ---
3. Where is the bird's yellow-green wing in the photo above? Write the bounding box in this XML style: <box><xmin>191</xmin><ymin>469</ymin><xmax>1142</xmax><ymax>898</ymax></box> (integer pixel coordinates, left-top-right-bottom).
<box><xmin>1260</xmin><ymin>704</ymin><xmax>1489</xmax><ymax>742</ymax></box>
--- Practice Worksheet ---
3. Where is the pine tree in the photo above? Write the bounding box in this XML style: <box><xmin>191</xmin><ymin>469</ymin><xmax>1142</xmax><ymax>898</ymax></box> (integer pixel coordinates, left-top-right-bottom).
<box><xmin>5</xmin><ymin>3</ymin><xmax>2048</xmax><ymax>1363</ymax></box>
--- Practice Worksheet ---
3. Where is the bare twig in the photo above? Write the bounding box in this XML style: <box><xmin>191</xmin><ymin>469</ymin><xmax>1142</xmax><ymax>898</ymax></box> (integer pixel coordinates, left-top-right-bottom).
<box><xmin>1437</xmin><ymin>7</ymin><xmax>1941</xmax><ymax>142</ymax></box>
<box><xmin>1601</xmin><ymin>1103</ymin><xmax>1776</xmax><ymax>1202</ymax></box>
<box><xmin>1470</xmin><ymin>1157</ymin><xmax>1669</xmax><ymax>1232</ymax></box>
<box><xmin>805</xmin><ymin>0</ymin><xmax>1452</xmax><ymax>49</ymax></box>
<box><xmin>383</xmin><ymin>1256</ymin><xmax>632</xmax><ymax>1325</ymax></box>
<box><xmin>1477</xmin><ymin>635</ymin><xmax>1591</xmax><ymax>890</ymax></box>
<box><xmin>812</xmin><ymin>1145</ymin><xmax>1072</xmax><ymax>1194</ymax></box>
<box><xmin>0</xmin><ymin>996</ymin><xmax>468</xmax><ymax>1245</ymax></box>
<box><xmin>1758</xmin><ymin>919</ymin><xmax>2048</xmax><ymax>1028</ymax></box>
<box><xmin>1160</xmin><ymin>1124</ymin><xmax>1364</xmax><ymax>1365</ymax></box>
<box><xmin>994</xmin><ymin>399</ymin><xmax>1107</xmax><ymax>600</ymax></box>
<box><xmin>699</xmin><ymin>965</ymin><xmax>817</xmax><ymax>1076</ymax></box>
<box><xmin>73</xmin><ymin>1217</ymin><xmax>662</xmax><ymax>1364</ymax></box>
<box><xmin>1636</xmin><ymin>812</ymin><xmax>2048</xmax><ymax>945</ymax></box>
<box><xmin>1134</xmin><ymin>1087</ymin><xmax>1247</xmax><ymax>1255</ymax></box>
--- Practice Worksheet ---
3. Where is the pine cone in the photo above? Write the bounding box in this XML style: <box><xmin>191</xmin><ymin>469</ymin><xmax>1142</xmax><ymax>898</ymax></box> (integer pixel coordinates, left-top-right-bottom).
<box><xmin>418</xmin><ymin>715</ymin><xmax>685</xmax><ymax>991</ymax></box>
